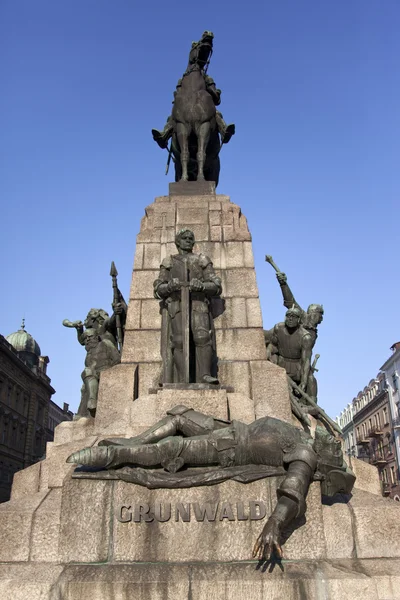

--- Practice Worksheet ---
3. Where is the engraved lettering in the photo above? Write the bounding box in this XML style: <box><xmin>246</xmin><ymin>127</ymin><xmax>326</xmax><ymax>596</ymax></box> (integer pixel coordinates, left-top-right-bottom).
<box><xmin>193</xmin><ymin>502</ymin><xmax>219</xmax><ymax>522</ymax></box>
<box><xmin>236</xmin><ymin>501</ymin><xmax>248</xmax><ymax>521</ymax></box>
<box><xmin>116</xmin><ymin>505</ymin><xmax>132</xmax><ymax>523</ymax></box>
<box><xmin>219</xmin><ymin>502</ymin><xmax>235</xmax><ymax>521</ymax></box>
<box><xmin>133</xmin><ymin>503</ymin><xmax>154</xmax><ymax>522</ymax></box>
<box><xmin>154</xmin><ymin>502</ymin><xmax>171</xmax><ymax>522</ymax></box>
<box><xmin>249</xmin><ymin>501</ymin><xmax>266</xmax><ymax>521</ymax></box>
<box><xmin>175</xmin><ymin>502</ymin><xmax>191</xmax><ymax>522</ymax></box>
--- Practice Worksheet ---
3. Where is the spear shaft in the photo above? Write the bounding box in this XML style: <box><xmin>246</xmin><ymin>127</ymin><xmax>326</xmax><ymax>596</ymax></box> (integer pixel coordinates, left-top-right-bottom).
<box><xmin>287</xmin><ymin>376</ymin><xmax>342</xmax><ymax>435</ymax></box>
<box><xmin>110</xmin><ymin>261</ymin><xmax>123</xmax><ymax>352</ymax></box>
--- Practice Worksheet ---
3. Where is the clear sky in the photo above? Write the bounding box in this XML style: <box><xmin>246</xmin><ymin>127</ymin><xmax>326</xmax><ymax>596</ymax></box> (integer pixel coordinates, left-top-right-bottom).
<box><xmin>1</xmin><ymin>1</ymin><xmax>399</xmax><ymax>418</ymax></box>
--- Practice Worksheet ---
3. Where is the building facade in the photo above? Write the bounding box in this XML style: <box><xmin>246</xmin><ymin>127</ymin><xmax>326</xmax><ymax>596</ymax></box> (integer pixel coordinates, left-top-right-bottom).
<box><xmin>380</xmin><ymin>342</ymin><xmax>400</xmax><ymax>501</ymax></box>
<box><xmin>46</xmin><ymin>400</ymin><xmax>73</xmax><ymax>444</ymax></box>
<box><xmin>336</xmin><ymin>403</ymin><xmax>356</xmax><ymax>459</ymax></box>
<box><xmin>0</xmin><ymin>323</ymin><xmax>71</xmax><ymax>503</ymax></box>
<box><xmin>336</xmin><ymin>363</ymin><xmax>400</xmax><ymax>501</ymax></box>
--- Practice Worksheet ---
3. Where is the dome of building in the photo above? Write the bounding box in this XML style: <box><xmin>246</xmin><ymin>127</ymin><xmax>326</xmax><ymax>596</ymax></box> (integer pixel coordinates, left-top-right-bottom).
<box><xmin>6</xmin><ymin>319</ymin><xmax>41</xmax><ymax>361</ymax></box>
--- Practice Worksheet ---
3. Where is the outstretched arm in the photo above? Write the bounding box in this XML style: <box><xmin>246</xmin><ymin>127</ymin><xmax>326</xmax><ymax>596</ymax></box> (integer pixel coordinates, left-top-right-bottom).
<box><xmin>276</xmin><ymin>272</ymin><xmax>304</xmax><ymax>313</ymax></box>
<box><xmin>253</xmin><ymin>459</ymin><xmax>313</xmax><ymax>561</ymax></box>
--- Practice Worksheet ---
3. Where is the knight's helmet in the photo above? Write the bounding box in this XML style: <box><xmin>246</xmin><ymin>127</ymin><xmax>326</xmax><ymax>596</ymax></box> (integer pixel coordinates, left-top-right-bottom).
<box><xmin>313</xmin><ymin>426</ymin><xmax>356</xmax><ymax>497</ymax></box>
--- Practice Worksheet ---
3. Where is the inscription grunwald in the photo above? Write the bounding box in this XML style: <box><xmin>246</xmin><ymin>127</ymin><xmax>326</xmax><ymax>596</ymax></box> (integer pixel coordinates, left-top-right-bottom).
<box><xmin>116</xmin><ymin>500</ymin><xmax>267</xmax><ymax>523</ymax></box>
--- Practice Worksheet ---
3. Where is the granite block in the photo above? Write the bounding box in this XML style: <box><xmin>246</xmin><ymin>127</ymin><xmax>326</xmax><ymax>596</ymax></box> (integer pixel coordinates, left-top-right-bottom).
<box><xmin>0</xmin><ymin>491</ymin><xmax>49</xmax><ymax>562</ymax></box>
<box><xmin>246</xmin><ymin>298</ymin><xmax>263</xmax><ymax>328</ymax></box>
<box><xmin>243</xmin><ymin>242</ymin><xmax>255</xmax><ymax>267</ymax></box>
<box><xmin>30</xmin><ymin>488</ymin><xmax>62</xmax><ymax>562</ymax></box>
<box><xmin>227</xmin><ymin>393</ymin><xmax>255</xmax><ymax>423</ymax></box>
<box><xmin>53</xmin><ymin>418</ymin><xmax>95</xmax><ymax>445</ymax></box>
<box><xmin>210</xmin><ymin>225</ymin><xmax>222</xmax><ymax>241</ymax></box>
<box><xmin>349</xmin><ymin>489</ymin><xmax>400</xmax><ymax>558</ymax></box>
<box><xmin>10</xmin><ymin>461</ymin><xmax>41</xmax><ymax>501</ymax></box>
<box><xmin>143</xmin><ymin>243</ymin><xmax>162</xmax><ymax>269</ymax></box>
<box><xmin>140</xmin><ymin>298</ymin><xmax>162</xmax><ymax>329</ymax></box>
<box><xmin>121</xmin><ymin>330</ymin><xmax>161</xmax><ymax>362</ymax></box>
<box><xmin>136</xmin><ymin>361</ymin><xmax>162</xmax><ymax>397</ymax></box>
<box><xmin>170</xmin><ymin>180</ymin><xmax>216</xmax><ymax>195</ymax></box>
<box><xmin>177</xmin><ymin>205</ymin><xmax>209</xmax><ymax>225</ymax></box>
<box><xmin>95</xmin><ymin>363</ymin><xmax>136</xmax><ymax>432</ymax></box>
<box><xmin>217</xmin><ymin>361</ymin><xmax>251</xmax><ymax>397</ymax></box>
<box><xmin>59</xmin><ymin>478</ymin><xmax>113</xmax><ymax>563</ymax></box>
<box><xmin>222</xmin><ymin>269</ymin><xmax>259</xmax><ymax>298</ymax></box>
<box><xmin>349</xmin><ymin>456</ymin><xmax>381</xmax><ymax>495</ymax></box>
<box><xmin>112</xmin><ymin>479</ymin><xmax>273</xmax><ymax>562</ymax></box>
<box><xmin>46</xmin><ymin>437</ymin><xmax>98</xmax><ymax>489</ymax></box>
<box><xmin>129</xmin><ymin>270</ymin><xmax>159</xmax><ymax>300</ymax></box>
<box><xmin>133</xmin><ymin>243</ymin><xmax>144</xmax><ymax>269</ymax></box>
<box><xmin>322</xmin><ymin>500</ymin><xmax>354</xmax><ymax>559</ymax></box>
<box><xmin>216</xmin><ymin>329</ymin><xmax>266</xmax><ymax>361</ymax></box>
<box><xmin>250</xmin><ymin>360</ymin><xmax>292</xmax><ymax>423</ymax></box>
<box><xmin>213</xmin><ymin>297</ymin><xmax>248</xmax><ymax>329</ymax></box>
<box><xmin>124</xmin><ymin>299</ymin><xmax>141</xmax><ymax>330</ymax></box>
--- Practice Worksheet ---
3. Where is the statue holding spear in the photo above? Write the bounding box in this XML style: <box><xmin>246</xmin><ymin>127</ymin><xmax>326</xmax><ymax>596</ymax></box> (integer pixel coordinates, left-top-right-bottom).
<box><xmin>62</xmin><ymin>262</ymin><xmax>127</xmax><ymax>418</ymax></box>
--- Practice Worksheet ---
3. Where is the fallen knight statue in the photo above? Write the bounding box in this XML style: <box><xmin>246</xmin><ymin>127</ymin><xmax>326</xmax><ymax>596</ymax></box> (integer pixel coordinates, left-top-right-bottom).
<box><xmin>67</xmin><ymin>405</ymin><xmax>355</xmax><ymax>561</ymax></box>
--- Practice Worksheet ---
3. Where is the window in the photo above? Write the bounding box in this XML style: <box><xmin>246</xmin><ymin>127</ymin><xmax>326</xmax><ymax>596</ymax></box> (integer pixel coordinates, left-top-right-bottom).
<box><xmin>383</xmin><ymin>407</ymin><xmax>389</xmax><ymax>425</ymax></box>
<box><xmin>391</xmin><ymin>466</ymin><xmax>397</xmax><ymax>485</ymax></box>
<box><xmin>393</xmin><ymin>374</ymin><xmax>399</xmax><ymax>393</ymax></box>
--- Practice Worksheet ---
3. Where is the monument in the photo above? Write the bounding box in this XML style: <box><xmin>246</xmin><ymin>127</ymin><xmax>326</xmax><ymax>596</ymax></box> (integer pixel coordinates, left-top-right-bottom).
<box><xmin>1</xmin><ymin>30</ymin><xmax>400</xmax><ymax>600</ymax></box>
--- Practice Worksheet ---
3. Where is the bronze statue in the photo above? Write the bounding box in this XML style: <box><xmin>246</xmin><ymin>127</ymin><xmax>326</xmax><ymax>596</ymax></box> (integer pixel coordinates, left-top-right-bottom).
<box><xmin>265</xmin><ymin>307</ymin><xmax>315</xmax><ymax>397</ymax></box>
<box><xmin>152</xmin><ymin>31</ymin><xmax>235</xmax><ymax>186</ymax></box>
<box><xmin>76</xmin><ymin>329</ymin><xmax>120</xmax><ymax>417</ymax></box>
<box><xmin>67</xmin><ymin>406</ymin><xmax>355</xmax><ymax>560</ymax></box>
<box><xmin>63</xmin><ymin>263</ymin><xmax>127</xmax><ymax>418</ymax></box>
<box><xmin>154</xmin><ymin>229</ymin><xmax>221</xmax><ymax>384</ymax></box>
<box><xmin>265</xmin><ymin>255</ymin><xmax>324</xmax><ymax>345</ymax></box>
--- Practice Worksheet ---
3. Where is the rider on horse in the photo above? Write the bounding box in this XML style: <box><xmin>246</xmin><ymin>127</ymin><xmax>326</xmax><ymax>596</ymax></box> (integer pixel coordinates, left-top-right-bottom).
<box><xmin>152</xmin><ymin>33</ymin><xmax>235</xmax><ymax>150</ymax></box>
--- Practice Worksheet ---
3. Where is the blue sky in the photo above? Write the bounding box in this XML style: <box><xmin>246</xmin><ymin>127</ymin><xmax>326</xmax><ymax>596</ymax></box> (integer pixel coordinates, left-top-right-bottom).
<box><xmin>1</xmin><ymin>1</ymin><xmax>399</xmax><ymax>418</ymax></box>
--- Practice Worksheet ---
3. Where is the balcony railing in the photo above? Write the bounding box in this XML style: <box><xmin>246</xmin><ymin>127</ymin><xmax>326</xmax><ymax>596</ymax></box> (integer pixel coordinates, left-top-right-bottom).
<box><xmin>356</xmin><ymin>435</ymin><xmax>370</xmax><ymax>445</ymax></box>
<box><xmin>368</xmin><ymin>426</ymin><xmax>383</xmax><ymax>438</ymax></box>
<box><xmin>371</xmin><ymin>454</ymin><xmax>387</xmax><ymax>466</ymax></box>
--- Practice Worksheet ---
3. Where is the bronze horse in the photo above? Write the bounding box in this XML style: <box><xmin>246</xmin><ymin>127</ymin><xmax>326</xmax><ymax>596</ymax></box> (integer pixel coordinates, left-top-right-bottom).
<box><xmin>171</xmin><ymin>31</ymin><xmax>219</xmax><ymax>184</ymax></box>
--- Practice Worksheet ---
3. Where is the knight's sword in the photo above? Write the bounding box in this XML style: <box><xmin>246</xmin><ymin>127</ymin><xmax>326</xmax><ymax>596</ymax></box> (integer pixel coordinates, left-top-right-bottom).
<box><xmin>181</xmin><ymin>257</ymin><xmax>190</xmax><ymax>384</ymax></box>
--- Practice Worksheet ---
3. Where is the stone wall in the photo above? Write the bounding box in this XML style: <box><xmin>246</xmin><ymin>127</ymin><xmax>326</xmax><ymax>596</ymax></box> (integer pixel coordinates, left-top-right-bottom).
<box><xmin>117</xmin><ymin>183</ymin><xmax>292</xmax><ymax>424</ymax></box>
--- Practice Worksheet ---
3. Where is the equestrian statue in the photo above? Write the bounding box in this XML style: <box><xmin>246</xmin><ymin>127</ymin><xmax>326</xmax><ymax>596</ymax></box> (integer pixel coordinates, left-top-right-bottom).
<box><xmin>152</xmin><ymin>31</ymin><xmax>235</xmax><ymax>187</ymax></box>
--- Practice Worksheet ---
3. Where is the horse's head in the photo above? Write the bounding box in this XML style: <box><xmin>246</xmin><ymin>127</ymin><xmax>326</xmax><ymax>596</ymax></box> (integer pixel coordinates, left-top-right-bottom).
<box><xmin>188</xmin><ymin>31</ymin><xmax>214</xmax><ymax>70</ymax></box>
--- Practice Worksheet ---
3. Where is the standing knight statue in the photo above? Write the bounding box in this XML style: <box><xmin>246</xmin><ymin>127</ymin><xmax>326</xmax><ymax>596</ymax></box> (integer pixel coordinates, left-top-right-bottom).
<box><xmin>152</xmin><ymin>31</ymin><xmax>235</xmax><ymax>186</ymax></box>
<box><xmin>154</xmin><ymin>228</ymin><xmax>221</xmax><ymax>384</ymax></box>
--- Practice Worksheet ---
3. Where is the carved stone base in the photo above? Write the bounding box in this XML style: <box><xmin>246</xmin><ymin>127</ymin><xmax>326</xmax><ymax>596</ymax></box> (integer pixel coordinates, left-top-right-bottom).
<box><xmin>169</xmin><ymin>180</ymin><xmax>216</xmax><ymax>196</ymax></box>
<box><xmin>1</xmin><ymin>559</ymin><xmax>400</xmax><ymax>600</ymax></box>
<box><xmin>149</xmin><ymin>382</ymin><xmax>235</xmax><ymax>393</ymax></box>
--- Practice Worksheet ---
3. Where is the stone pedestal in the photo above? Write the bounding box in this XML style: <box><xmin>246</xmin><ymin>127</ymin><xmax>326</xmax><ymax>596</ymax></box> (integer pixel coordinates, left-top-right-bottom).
<box><xmin>1</xmin><ymin>184</ymin><xmax>400</xmax><ymax>599</ymax></box>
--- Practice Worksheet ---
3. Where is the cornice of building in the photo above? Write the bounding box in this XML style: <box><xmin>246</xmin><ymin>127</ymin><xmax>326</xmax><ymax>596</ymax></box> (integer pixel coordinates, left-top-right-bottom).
<box><xmin>0</xmin><ymin>335</ymin><xmax>55</xmax><ymax>395</ymax></box>
<box><xmin>353</xmin><ymin>389</ymin><xmax>389</xmax><ymax>424</ymax></box>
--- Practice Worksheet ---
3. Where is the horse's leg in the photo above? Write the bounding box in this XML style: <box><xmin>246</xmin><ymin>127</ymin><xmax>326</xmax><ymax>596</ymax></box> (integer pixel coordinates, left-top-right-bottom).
<box><xmin>176</xmin><ymin>122</ymin><xmax>189</xmax><ymax>181</ymax></box>
<box><xmin>196</xmin><ymin>121</ymin><xmax>211</xmax><ymax>181</ymax></box>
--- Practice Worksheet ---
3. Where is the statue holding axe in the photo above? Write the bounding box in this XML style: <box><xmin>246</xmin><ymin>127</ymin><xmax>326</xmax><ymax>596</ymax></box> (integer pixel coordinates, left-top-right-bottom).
<box><xmin>265</xmin><ymin>255</ymin><xmax>324</xmax><ymax>345</ymax></box>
